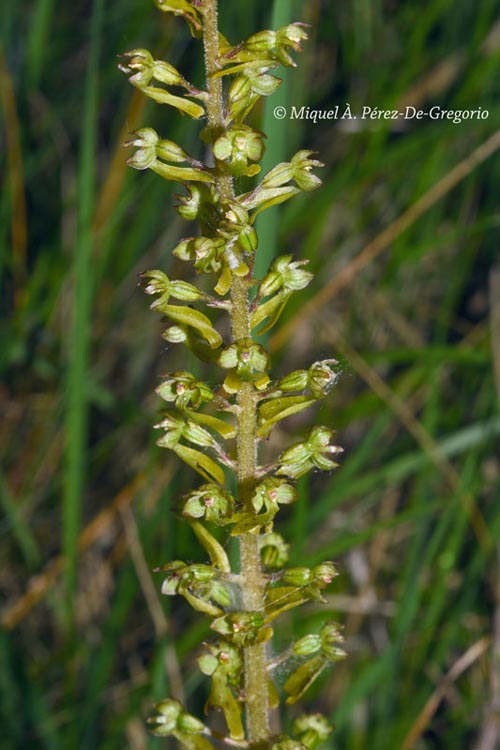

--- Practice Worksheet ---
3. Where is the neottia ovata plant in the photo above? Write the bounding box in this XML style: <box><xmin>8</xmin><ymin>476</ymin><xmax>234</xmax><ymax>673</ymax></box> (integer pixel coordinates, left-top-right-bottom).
<box><xmin>120</xmin><ymin>1</ymin><xmax>346</xmax><ymax>748</ymax></box>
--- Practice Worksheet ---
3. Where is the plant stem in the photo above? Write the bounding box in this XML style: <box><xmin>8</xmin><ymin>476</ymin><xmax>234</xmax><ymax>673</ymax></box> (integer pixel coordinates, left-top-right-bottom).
<box><xmin>202</xmin><ymin>1</ymin><xmax>270</xmax><ymax>745</ymax></box>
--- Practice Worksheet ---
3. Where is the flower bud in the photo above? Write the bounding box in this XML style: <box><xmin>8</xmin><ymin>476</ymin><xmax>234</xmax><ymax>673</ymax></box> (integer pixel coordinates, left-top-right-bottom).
<box><xmin>276</xmin><ymin>256</ymin><xmax>313</xmax><ymax>291</ymax></box>
<box><xmin>217</xmin><ymin>644</ymin><xmax>242</xmax><ymax>672</ymax></box>
<box><xmin>124</xmin><ymin>127</ymin><xmax>159</xmax><ymax>170</ymax></box>
<box><xmin>151</xmin><ymin>59</ymin><xmax>187</xmax><ymax>88</ymax></box>
<box><xmin>176</xmin><ymin>184</ymin><xmax>218</xmax><ymax>223</ymax></box>
<box><xmin>319</xmin><ymin>620</ymin><xmax>343</xmax><ymax>647</ymax></box>
<box><xmin>171</xmin><ymin>564</ymin><xmax>233</xmax><ymax>614</ymax></box>
<box><xmin>260</xmin><ymin>532</ymin><xmax>290</xmax><ymax>568</ymax></box>
<box><xmin>290</xmin><ymin>150</ymin><xmax>324</xmax><ymax>191</ymax></box>
<box><xmin>259</xmin><ymin>255</ymin><xmax>313</xmax><ymax>297</ymax></box>
<box><xmin>227</xmin><ymin>68</ymin><xmax>281</xmax><ymax>121</ymax></box>
<box><xmin>252</xmin><ymin>477</ymin><xmax>296</xmax><ymax>513</ymax></box>
<box><xmin>156</xmin><ymin>378</ymin><xmax>181</xmax><ymax>403</ymax></box>
<box><xmin>209</xmin><ymin>580</ymin><xmax>233</xmax><ymax>609</ymax></box>
<box><xmin>173</xmin><ymin>236</ymin><xmax>225</xmax><ymax>274</ymax></box>
<box><xmin>156</xmin><ymin>372</ymin><xmax>213</xmax><ymax>410</ymax></box>
<box><xmin>119</xmin><ymin>49</ymin><xmax>187</xmax><ymax>89</ymax></box>
<box><xmin>155</xmin><ymin>138</ymin><xmax>189</xmax><ymax>163</ymax></box>
<box><xmin>199</xmin><ymin>641</ymin><xmax>242</xmax><ymax>680</ymax></box>
<box><xmin>271</xmin><ymin>737</ymin><xmax>307</xmax><ymax>750</ymax></box>
<box><xmin>312</xmin><ymin>561</ymin><xmax>338</xmax><ymax>584</ymax></box>
<box><xmin>161</xmin><ymin>577</ymin><xmax>180</xmax><ymax>596</ymax></box>
<box><xmin>177</xmin><ymin>712</ymin><xmax>206</xmax><ymax>735</ymax></box>
<box><xmin>187</xmin><ymin>564</ymin><xmax>216</xmax><ymax>584</ymax></box>
<box><xmin>148</xmin><ymin>698</ymin><xmax>181</xmax><ymax>733</ymax></box>
<box><xmin>308</xmin><ymin>360</ymin><xmax>339</xmax><ymax>398</ymax></box>
<box><xmin>292</xmin><ymin>713</ymin><xmax>333</xmax><ymax>750</ymax></box>
<box><xmin>154</xmin><ymin>0</ymin><xmax>202</xmax><ymax>37</ymax></box>
<box><xmin>118</xmin><ymin>49</ymin><xmax>155</xmax><ymax>88</ymax></box>
<box><xmin>154</xmin><ymin>413</ymin><xmax>184</xmax><ymax>449</ymax></box>
<box><xmin>293</xmin><ymin>634</ymin><xmax>321</xmax><ymax>657</ymax></box>
<box><xmin>282</xmin><ymin>567</ymin><xmax>312</xmax><ymax>586</ymax></box>
<box><xmin>120</xmin><ymin>48</ymin><xmax>206</xmax><ymax>117</ymax></box>
<box><xmin>258</xmin><ymin>269</ymin><xmax>282</xmax><ymax>297</ymax></box>
<box><xmin>182</xmin><ymin>484</ymin><xmax>234</xmax><ymax>523</ymax></box>
<box><xmin>249</xmin><ymin>68</ymin><xmax>282</xmax><ymax>96</ymax></box>
<box><xmin>183</xmin><ymin>420</ymin><xmax>216</xmax><ymax>448</ymax></box>
<box><xmin>322</xmin><ymin>644</ymin><xmax>346</xmax><ymax>662</ymax></box>
<box><xmin>197</xmin><ymin>653</ymin><xmax>219</xmax><ymax>676</ymax></box>
<box><xmin>261</xmin><ymin>161</ymin><xmax>294</xmax><ymax>189</ymax></box>
<box><xmin>218</xmin><ymin>200</ymin><xmax>251</xmax><ymax>238</ymax></box>
<box><xmin>176</xmin><ymin>188</ymin><xmax>203</xmax><ymax>220</ymax></box>
<box><xmin>275</xmin><ymin>23</ymin><xmax>309</xmax><ymax>65</ymax></box>
<box><xmin>277</xmin><ymin>369</ymin><xmax>309</xmax><ymax>392</ymax></box>
<box><xmin>237</xmin><ymin>224</ymin><xmax>258</xmax><ymax>254</ymax></box>
<box><xmin>211</xmin><ymin>611</ymin><xmax>271</xmax><ymax>647</ymax></box>
<box><xmin>218</xmin><ymin>338</ymin><xmax>270</xmax><ymax>384</ymax></box>
<box><xmin>278</xmin><ymin>23</ymin><xmax>309</xmax><ymax>48</ymax></box>
<box><xmin>243</xmin><ymin>29</ymin><xmax>277</xmax><ymax>56</ymax></box>
<box><xmin>155</xmin><ymin>699</ymin><xmax>182</xmax><ymax>719</ymax></box>
<box><xmin>240</xmin><ymin>341</ymin><xmax>270</xmax><ymax>375</ymax></box>
<box><xmin>268</xmin><ymin>478</ymin><xmax>296</xmax><ymax>504</ymax></box>
<box><xmin>125</xmin><ymin>128</ymin><xmax>203</xmax><ymax>180</ymax></box>
<box><xmin>278</xmin><ymin>426</ymin><xmax>343</xmax><ymax>478</ymax></box>
<box><xmin>321</xmin><ymin>621</ymin><xmax>342</xmax><ymax>638</ymax></box>
<box><xmin>142</xmin><ymin>268</ymin><xmax>171</xmax><ymax>297</ymax></box>
<box><xmin>213</xmin><ymin>125</ymin><xmax>265</xmax><ymax>177</ymax></box>
<box><xmin>160</xmin><ymin>560</ymin><xmax>186</xmax><ymax>596</ymax></box>
<box><xmin>217</xmin><ymin>345</ymin><xmax>239</xmax><ymax>370</ymax></box>
<box><xmin>171</xmin><ymin>237</ymin><xmax>194</xmax><ymax>262</ymax></box>
<box><xmin>310</xmin><ymin>427</ymin><xmax>343</xmax><ymax>468</ymax></box>
<box><xmin>170</xmin><ymin>279</ymin><xmax>205</xmax><ymax>302</ymax></box>
<box><xmin>226</xmin><ymin>24</ymin><xmax>307</xmax><ymax>69</ymax></box>
<box><xmin>277</xmin><ymin>440</ymin><xmax>311</xmax><ymax>479</ymax></box>
<box><xmin>228</xmin><ymin>74</ymin><xmax>251</xmax><ymax>105</ymax></box>
<box><xmin>162</xmin><ymin>325</ymin><xmax>188</xmax><ymax>343</ymax></box>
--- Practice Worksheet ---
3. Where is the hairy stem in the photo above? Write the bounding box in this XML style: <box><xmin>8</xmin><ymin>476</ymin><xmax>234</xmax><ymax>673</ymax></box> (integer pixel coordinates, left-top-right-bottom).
<box><xmin>202</xmin><ymin>1</ymin><xmax>270</xmax><ymax>745</ymax></box>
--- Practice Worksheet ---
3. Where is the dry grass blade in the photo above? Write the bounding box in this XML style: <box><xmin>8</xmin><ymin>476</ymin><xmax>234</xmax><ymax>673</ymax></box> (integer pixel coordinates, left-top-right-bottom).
<box><xmin>395</xmin><ymin>18</ymin><xmax>500</xmax><ymax>113</ymax></box>
<box><xmin>394</xmin><ymin>53</ymin><xmax>464</xmax><ymax>112</ymax></box>
<box><xmin>1</xmin><ymin>472</ymin><xmax>151</xmax><ymax>629</ymax></box>
<box><xmin>473</xmin><ymin>274</ymin><xmax>500</xmax><ymax>750</ymax></box>
<box><xmin>489</xmin><ymin>267</ymin><xmax>500</xmax><ymax>400</ymax></box>
<box><xmin>0</xmin><ymin>47</ymin><xmax>27</xmax><ymax>302</ymax></box>
<box><xmin>325</xmin><ymin>322</ymin><xmax>492</xmax><ymax>551</ymax></box>
<box><xmin>474</xmin><ymin>550</ymin><xmax>500</xmax><ymax>750</ymax></box>
<box><xmin>121</xmin><ymin>504</ymin><xmax>185</xmax><ymax>702</ymax></box>
<box><xmin>402</xmin><ymin>636</ymin><xmax>491</xmax><ymax>750</ymax></box>
<box><xmin>270</xmin><ymin>129</ymin><xmax>500</xmax><ymax>352</ymax></box>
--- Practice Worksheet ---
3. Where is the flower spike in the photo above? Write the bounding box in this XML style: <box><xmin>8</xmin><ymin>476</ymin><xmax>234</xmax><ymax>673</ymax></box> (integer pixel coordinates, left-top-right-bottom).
<box><xmin>122</xmin><ymin>4</ymin><xmax>343</xmax><ymax>748</ymax></box>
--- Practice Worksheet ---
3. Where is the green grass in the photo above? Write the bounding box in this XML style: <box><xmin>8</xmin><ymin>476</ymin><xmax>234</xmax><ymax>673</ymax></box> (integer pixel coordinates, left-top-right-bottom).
<box><xmin>1</xmin><ymin>0</ymin><xmax>499</xmax><ymax>748</ymax></box>
<box><xmin>62</xmin><ymin>0</ymin><xmax>105</xmax><ymax>624</ymax></box>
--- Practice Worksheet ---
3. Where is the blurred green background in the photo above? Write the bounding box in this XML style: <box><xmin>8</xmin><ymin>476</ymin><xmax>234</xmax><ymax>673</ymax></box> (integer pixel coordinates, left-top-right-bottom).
<box><xmin>1</xmin><ymin>0</ymin><xmax>500</xmax><ymax>748</ymax></box>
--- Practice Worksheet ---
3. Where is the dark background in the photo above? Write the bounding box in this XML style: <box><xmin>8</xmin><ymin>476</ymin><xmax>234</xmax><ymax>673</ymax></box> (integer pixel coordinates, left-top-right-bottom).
<box><xmin>1</xmin><ymin>0</ymin><xmax>500</xmax><ymax>748</ymax></box>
